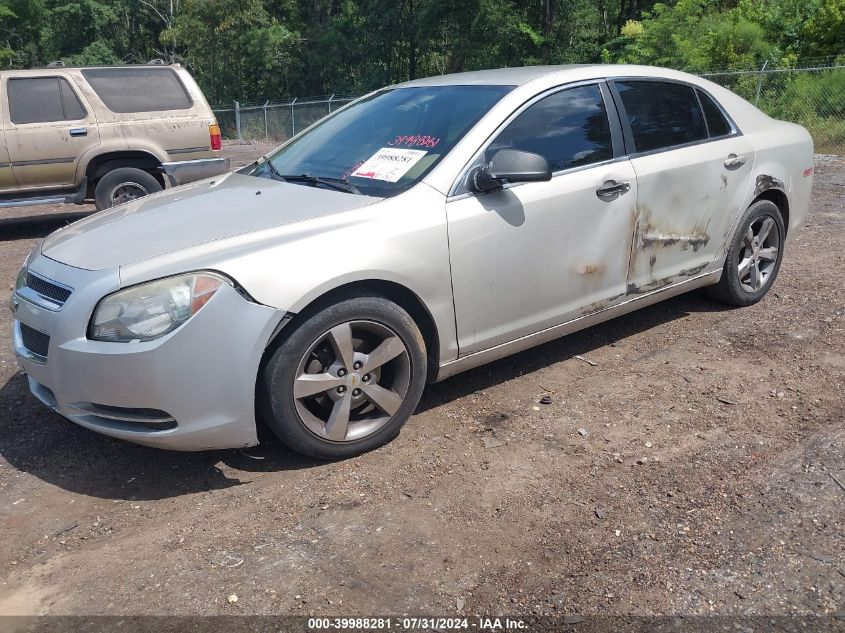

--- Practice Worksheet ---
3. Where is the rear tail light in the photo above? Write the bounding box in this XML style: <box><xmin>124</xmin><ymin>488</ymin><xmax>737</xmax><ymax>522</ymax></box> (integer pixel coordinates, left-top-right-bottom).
<box><xmin>209</xmin><ymin>124</ymin><xmax>222</xmax><ymax>151</ymax></box>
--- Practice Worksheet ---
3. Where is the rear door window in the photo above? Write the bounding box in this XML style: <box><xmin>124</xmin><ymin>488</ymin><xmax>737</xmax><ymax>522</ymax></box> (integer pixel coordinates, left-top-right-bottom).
<box><xmin>487</xmin><ymin>84</ymin><xmax>614</xmax><ymax>172</ymax></box>
<box><xmin>614</xmin><ymin>80</ymin><xmax>707</xmax><ymax>153</ymax></box>
<box><xmin>82</xmin><ymin>67</ymin><xmax>193</xmax><ymax>113</ymax></box>
<box><xmin>8</xmin><ymin>77</ymin><xmax>87</xmax><ymax>124</ymax></box>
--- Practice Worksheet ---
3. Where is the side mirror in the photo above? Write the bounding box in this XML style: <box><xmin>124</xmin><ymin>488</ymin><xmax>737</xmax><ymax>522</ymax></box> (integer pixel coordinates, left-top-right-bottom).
<box><xmin>472</xmin><ymin>149</ymin><xmax>552</xmax><ymax>193</ymax></box>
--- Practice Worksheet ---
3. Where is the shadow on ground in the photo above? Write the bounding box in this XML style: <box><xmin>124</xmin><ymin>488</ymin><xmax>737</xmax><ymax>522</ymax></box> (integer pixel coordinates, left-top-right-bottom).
<box><xmin>0</xmin><ymin>288</ymin><xmax>729</xmax><ymax>502</ymax></box>
<box><xmin>418</xmin><ymin>289</ymin><xmax>731</xmax><ymax>412</ymax></box>
<box><xmin>0</xmin><ymin>374</ymin><xmax>318</xmax><ymax>501</ymax></box>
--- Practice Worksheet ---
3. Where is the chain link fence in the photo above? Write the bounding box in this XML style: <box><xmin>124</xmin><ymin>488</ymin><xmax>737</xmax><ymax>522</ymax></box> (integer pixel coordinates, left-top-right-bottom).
<box><xmin>214</xmin><ymin>62</ymin><xmax>845</xmax><ymax>154</ymax></box>
<box><xmin>702</xmin><ymin>62</ymin><xmax>845</xmax><ymax>154</ymax></box>
<box><xmin>213</xmin><ymin>95</ymin><xmax>359</xmax><ymax>143</ymax></box>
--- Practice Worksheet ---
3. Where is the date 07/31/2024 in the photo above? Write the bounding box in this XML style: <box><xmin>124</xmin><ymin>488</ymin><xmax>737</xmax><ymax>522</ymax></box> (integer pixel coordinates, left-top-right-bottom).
<box><xmin>307</xmin><ymin>617</ymin><xmax>528</xmax><ymax>630</ymax></box>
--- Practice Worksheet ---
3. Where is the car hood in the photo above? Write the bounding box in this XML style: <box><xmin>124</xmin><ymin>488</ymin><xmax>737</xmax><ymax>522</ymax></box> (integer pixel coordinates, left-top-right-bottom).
<box><xmin>40</xmin><ymin>173</ymin><xmax>381</xmax><ymax>271</ymax></box>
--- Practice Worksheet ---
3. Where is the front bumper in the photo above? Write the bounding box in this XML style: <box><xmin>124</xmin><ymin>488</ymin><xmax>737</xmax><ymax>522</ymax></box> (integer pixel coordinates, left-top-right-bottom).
<box><xmin>162</xmin><ymin>157</ymin><xmax>231</xmax><ymax>187</ymax></box>
<box><xmin>12</xmin><ymin>254</ymin><xmax>284</xmax><ymax>451</ymax></box>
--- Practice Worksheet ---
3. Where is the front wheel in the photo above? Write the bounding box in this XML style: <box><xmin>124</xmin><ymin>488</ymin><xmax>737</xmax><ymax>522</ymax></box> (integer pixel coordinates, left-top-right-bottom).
<box><xmin>707</xmin><ymin>199</ymin><xmax>785</xmax><ymax>306</ymax></box>
<box><xmin>260</xmin><ymin>296</ymin><xmax>427</xmax><ymax>459</ymax></box>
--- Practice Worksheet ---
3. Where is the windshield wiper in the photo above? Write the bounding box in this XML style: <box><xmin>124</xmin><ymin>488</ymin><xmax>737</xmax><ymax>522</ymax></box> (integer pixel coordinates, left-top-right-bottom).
<box><xmin>268</xmin><ymin>168</ymin><xmax>362</xmax><ymax>195</ymax></box>
<box><xmin>263</xmin><ymin>159</ymin><xmax>286</xmax><ymax>181</ymax></box>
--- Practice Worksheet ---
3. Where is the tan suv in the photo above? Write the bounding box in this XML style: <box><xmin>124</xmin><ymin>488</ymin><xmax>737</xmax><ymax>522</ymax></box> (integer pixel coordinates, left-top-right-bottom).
<box><xmin>0</xmin><ymin>62</ymin><xmax>229</xmax><ymax>210</ymax></box>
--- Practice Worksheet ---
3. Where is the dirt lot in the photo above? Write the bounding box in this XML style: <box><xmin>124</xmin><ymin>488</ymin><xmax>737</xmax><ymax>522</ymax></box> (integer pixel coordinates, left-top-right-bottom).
<box><xmin>0</xmin><ymin>142</ymin><xmax>842</xmax><ymax>621</ymax></box>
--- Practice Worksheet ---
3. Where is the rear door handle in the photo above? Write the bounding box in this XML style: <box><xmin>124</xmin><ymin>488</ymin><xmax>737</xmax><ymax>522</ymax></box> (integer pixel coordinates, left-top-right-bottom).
<box><xmin>724</xmin><ymin>154</ymin><xmax>746</xmax><ymax>169</ymax></box>
<box><xmin>69</xmin><ymin>127</ymin><xmax>87</xmax><ymax>137</ymax></box>
<box><xmin>596</xmin><ymin>180</ymin><xmax>631</xmax><ymax>201</ymax></box>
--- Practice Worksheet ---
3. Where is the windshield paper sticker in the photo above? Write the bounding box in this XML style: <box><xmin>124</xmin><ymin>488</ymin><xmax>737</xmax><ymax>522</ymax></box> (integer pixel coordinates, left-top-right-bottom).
<box><xmin>351</xmin><ymin>148</ymin><xmax>428</xmax><ymax>182</ymax></box>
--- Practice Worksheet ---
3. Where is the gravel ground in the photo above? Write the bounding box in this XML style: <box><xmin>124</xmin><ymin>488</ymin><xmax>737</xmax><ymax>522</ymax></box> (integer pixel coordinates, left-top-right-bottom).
<box><xmin>0</xmin><ymin>142</ymin><xmax>842</xmax><ymax>620</ymax></box>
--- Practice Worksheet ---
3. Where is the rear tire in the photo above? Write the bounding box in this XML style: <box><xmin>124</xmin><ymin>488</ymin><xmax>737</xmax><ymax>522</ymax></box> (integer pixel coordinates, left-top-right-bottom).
<box><xmin>707</xmin><ymin>199</ymin><xmax>785</xmax><ymax>306</ymax></box>
<box><xmin>260</xmin><ymin>296</ymin><xmax>427</xmax><ymax>459</ymax></box>
<box><xmin>94</xmin><ymin>167</ymin><xmax>162</xmax><ymax>210</ymax></box>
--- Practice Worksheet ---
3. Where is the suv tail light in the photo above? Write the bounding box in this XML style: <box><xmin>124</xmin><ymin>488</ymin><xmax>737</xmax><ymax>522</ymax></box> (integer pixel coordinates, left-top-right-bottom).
<box><xmin>209</xmin><ymin>124</ymin><xmax>222</xmax><ymax>151</ymax></box>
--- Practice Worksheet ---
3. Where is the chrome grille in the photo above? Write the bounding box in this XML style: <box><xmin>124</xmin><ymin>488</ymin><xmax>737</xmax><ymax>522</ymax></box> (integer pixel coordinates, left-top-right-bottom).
<box><xmin>26</xmin><ymin>272</ymin><xmax>72</xmax><ymax>306</ymax></box>
<box><xmin>19</xmin><ymin>323</ymin><xmax>50</xmax><ymax>358</ymax></box>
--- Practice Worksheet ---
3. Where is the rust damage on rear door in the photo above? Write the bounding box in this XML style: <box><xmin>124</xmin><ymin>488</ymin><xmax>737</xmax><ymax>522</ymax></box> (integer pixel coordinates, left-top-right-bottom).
<box><xmin>626</xmin><ymin>203</ymin><xmax>711</xmax><ymax>294</ymax></box>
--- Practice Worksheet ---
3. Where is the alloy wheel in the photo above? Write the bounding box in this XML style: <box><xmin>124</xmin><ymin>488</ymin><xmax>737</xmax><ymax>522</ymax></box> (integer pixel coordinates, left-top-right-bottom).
<box><xmin>293</xmin><ymin>320</ymin><xmax>411</xmax><ymax>443</ymax></box>
<box><xmin>737</xmin><ymin>214</ymin><xmax>780</xmax><ymax>293</ymax></box>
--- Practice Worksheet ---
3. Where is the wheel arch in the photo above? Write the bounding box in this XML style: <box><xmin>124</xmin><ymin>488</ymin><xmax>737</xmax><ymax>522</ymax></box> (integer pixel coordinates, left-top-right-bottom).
<box><xmin>750</xmin><ymin>176</ymin><xmax>790</xmax><ymax>236</ymax></box>
<box><xmin>85</xmin><ymin>151</ymin><xmax>165</xmax><ymax>188</ymax></box>
<box><xmin>263</xmin><ymin>279</ymin><xmax>442</xmax><ymax>385</ymax></box>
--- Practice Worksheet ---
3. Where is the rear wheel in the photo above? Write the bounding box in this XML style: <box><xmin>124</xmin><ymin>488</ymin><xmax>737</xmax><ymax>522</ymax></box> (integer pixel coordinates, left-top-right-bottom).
<box><xmin>94</xmin><ymin>167</ymin><xmax>162</xmax><ymax>210</ymax></box>
<box><xmin>707</xmin><ymin>199</ymin><xmax>785</xmax><ymax>306</ymax></box>
<box><xmin>260</xmin><ymin>296</ymin><xmax>427</xmax><ymax>459</ymax></box>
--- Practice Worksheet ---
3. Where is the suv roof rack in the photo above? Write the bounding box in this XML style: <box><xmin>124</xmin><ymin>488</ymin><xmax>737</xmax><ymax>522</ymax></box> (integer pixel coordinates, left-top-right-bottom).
<box><xmin>30</xmin><ymin>62</ymin><xmax>179</xmax><ymax>70</ymax></box>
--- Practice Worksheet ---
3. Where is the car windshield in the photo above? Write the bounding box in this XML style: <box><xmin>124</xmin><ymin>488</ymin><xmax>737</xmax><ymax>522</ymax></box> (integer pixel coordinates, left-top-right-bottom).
<box><xmin>249</xmin><ymin>85</ymin><xmax>514</xmax><ymax>198</ymax></box>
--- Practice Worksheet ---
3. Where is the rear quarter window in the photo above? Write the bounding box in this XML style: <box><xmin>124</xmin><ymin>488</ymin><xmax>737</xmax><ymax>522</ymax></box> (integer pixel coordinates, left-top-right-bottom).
<box><xmin>697</xmin><ymin>89</ymin><xmax>734</xmax><ymax>138</ymax></box>
<box><xmin>81</xmin><ymin>67</ymin><xmax>193</xmax><ymax>113</ymax></box>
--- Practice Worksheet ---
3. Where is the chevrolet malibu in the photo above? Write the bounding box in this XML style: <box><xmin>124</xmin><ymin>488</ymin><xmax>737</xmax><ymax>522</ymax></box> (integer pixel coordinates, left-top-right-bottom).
<box><xmin>11</xmin><ymin>65</ymin><xmax>814</xmax><ymax>458</ymax></box>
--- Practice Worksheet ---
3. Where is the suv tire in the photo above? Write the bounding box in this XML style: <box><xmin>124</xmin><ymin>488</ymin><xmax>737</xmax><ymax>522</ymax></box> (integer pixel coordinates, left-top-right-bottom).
<box><xmin>94</xmin><ymin>167</ymin><xmax>162</xmax><ymax>210</ymax></box>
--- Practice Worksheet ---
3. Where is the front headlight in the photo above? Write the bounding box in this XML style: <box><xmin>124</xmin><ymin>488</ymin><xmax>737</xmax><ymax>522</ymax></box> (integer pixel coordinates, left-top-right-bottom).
<box><xmin>90</xmin><ymin>272</ymin><xmax>230</xmax><ymax>342</ymax></box>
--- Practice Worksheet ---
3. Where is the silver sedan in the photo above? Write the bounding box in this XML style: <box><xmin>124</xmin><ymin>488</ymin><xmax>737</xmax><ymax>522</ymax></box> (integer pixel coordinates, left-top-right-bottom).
<box><xmin>10</xmin><ymin>64</ymin><xmax>814</xmax><ymax>458</ymax></box>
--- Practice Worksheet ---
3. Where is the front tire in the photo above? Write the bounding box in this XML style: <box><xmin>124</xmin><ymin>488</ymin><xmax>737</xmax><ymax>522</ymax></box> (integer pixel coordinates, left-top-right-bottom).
<box><xmin>260</xmin><ymin>296</ymin><xmax>427</xmax><ymax>459</ymax></box>
<box><xmin>707</xmin><ymin>199</ymin><xmax>785</xmax><ymax>306</ymax></box>
<box><xmin>94</xmin><ymin>167</ymin><xmax>163</xmax><ymax>210</ymax></box>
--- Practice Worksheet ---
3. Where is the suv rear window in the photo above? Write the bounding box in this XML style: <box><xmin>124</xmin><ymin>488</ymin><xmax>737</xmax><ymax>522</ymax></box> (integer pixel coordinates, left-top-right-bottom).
<box><xmin>615</xmin><ymin>80</ymin><xmax>707</xmax><ymax>153</ymax></box>
<box><xmin>8</xmin><ymin>77</ymin><xmax>86</xmax><ymax>124</ymax></box>
<box><xmin>81</xmin><ymin>67</ymin><xmax>192</xmax><ymax>113</ymax></box>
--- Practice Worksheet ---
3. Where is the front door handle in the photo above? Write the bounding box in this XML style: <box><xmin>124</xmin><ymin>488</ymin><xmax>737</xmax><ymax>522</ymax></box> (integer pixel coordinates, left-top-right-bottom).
<box><xmin>724</xmin><ymin>154</ymin><xmax>746</xmax><ymax>169</ymax></box>
<box><xmin>596</xmin><ymin>180</ymin><xmax>631</xmax><ymax>201</ymax></box>
<box><xmin>69</xmin><ymin>127</ymin><xmax>87</xmax><ymax>137</ymax></box>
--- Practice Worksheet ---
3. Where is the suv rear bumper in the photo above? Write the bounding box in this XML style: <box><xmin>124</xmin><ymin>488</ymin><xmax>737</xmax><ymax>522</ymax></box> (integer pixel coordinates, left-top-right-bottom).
<box><xmin>162</xmin><ymin>157</ymin><xmax>231</xmax><ymax>187</ymax></box>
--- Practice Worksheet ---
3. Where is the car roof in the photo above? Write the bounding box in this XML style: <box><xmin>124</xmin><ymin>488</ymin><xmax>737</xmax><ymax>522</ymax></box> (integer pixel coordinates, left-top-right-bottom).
<box><xmin>395</xmin><ymin>65</ymin><xmax>583</xmax><ymax>87</ymax></box>
<box><xmin>394</xmin><ymin>64</ymin><xmax>699</xmax><ymax>88</ymax></box>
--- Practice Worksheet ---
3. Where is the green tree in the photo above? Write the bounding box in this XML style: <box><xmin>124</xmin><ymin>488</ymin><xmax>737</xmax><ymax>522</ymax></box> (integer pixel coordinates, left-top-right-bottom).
<box><xmin>40</xmin><ymin>0</ymin><xmax>122</xmax><ymax>63</ymax></box>
<box><xmin>164</xmin><ymin>0</ymin><xmax>298</xmax><ymax>102</ymax></box>
<box><xmin>612</xmin><ymin>0</ymin><xmax>773</xmax><ymax>70</ymax></box>
<box><xmin>0</xmin><ymin>0</ymin><xmax>46</xmax><ymax>67</ymax></box>
<box><xmin>802</xmin><ymin>0</ymin><xmax>845</xmax><ymax>58</ymax></box>
<box><xmin>0</xmin><ymin>0</ymin><xmax>842</xmax><ymax>101</ymax></box>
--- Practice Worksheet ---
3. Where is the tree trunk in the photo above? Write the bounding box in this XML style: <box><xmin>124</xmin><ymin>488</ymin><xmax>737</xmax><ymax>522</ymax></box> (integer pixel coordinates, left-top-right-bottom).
<box><xmin>596</xmin><ymin>0</ymin><xmax>610</xmax><ymax>38</ymax></box>
<box><xmin>616</xmin><ymin>0</ymin><xmax>627</xmax><ymax>36</ymax></box>
<box><xmin>541</xmin><ymin>0</ymin><xmax>559</xmax><ymax>62</ymax></box>
<box><xmin>407</xmin><ymin>0</ymin><xmax>417</xmax><ymax>79</ymax></box>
